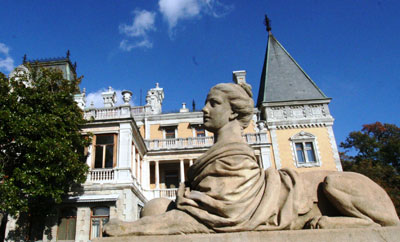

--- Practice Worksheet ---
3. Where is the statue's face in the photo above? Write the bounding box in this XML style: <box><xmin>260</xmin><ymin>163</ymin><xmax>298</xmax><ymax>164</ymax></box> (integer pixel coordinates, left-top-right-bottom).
<box><xmin>202</xmin><ymin>89</ymin><xmax>233</xmax><ymax>132</ymax></box>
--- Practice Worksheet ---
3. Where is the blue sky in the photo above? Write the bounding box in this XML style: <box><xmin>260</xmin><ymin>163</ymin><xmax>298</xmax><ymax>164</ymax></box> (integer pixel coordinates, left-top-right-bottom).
<box><xmin>1</xmin><ymin>0</ymin><xmax>399</xmax><ymax>147</ymax></box>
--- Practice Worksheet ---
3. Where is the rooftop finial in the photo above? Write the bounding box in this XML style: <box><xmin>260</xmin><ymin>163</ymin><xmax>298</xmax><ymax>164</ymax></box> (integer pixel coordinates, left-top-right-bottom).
<box><xmin>66</xmin><ymin>50</ymin><xmax>70</xmax><ymax>59</ymax></box>
<box><xmin>23</xmin><ymin>54</ymin><xmax>27</xmax><ymax>64</ymax></box>
<box><xmin>264</xmin><ymin>14</ymin><xmax>272</xmax><ymax>34</ymax></box>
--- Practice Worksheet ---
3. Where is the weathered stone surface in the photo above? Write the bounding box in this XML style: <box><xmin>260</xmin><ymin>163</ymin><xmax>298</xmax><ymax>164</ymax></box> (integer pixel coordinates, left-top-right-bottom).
<box><xmin>141</xmin><ymin>197</ymin><xmax>175</xmax><ymax>217</ymax></box>
<box><xmin>104</xmin><ymin>83</ymin><xmax>400</xmax><ymax>237</ymax></box>
<box><xmin>96</xmin><ymin>226</ymin><xmax>400</xmax><ymax>242</ymax></box>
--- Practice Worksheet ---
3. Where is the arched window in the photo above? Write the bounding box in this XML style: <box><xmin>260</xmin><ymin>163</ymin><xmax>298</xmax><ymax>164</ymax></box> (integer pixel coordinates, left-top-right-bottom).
<box><xmin>57</xmin><ymin>207</ymin><xmax>77</xmax><ymax>241</ymax></box>
<box><xmin>90</xmin><ymin>207</ymin><xmax>110</xmax><ymax>239</ymax></box>
<box><xmin>290</xmin><ymin>131</ymin><xmax>320</xmax><ymax>167</ymax></box>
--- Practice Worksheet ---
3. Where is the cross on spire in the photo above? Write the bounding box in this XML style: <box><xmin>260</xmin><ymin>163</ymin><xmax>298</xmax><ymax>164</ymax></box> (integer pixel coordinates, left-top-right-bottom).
<box><xmin>264</xmin><ymin>15</ymin><xmax>272</xmax><ymax>34</ymax></box>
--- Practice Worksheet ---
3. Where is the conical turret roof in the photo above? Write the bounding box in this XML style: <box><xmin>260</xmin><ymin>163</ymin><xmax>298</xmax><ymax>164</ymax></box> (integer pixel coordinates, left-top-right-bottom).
<box><xmin>257</xmin><ymin>33</ymin><xmax>329</xmax><ymax>106</ymax></box>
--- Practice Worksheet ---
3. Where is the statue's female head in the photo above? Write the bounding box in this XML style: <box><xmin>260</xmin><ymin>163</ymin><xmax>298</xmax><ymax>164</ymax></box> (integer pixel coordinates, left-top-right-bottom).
<box><xmin>202</xmin><ymin>83</ymin><xmax>254</xmax><ymax>132</ymax></box>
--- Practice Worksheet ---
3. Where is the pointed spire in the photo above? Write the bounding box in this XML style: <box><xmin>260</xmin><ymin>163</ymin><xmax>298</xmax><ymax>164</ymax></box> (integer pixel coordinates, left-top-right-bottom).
<box><xmin>257</xmin><ymin>20</ymin><xmax>328</xmax><ymax>106</ymax></box>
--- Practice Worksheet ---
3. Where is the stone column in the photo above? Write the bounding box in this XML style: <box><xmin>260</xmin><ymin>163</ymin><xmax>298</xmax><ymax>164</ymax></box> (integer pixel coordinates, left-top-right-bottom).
<box><xmin>260</xmin><ymin>146</ymin><xmax>271</xmax><ymax>169</ymax></box>
<box><xmin>189</xmin><ymin>159</ymin><xmax>193</xmax><ymax>166</ymax></box>
<box><xmin>75</xmin><ymin>207</ymin><xmax>91</xmax><ymax>242</ymax></box>
<box><xmin>136</xmin><ymin>153</ymin><xmax>140</xmax><ymax>179</ymax></box>
<box><xmin>180</xmin><ymin>159</ymin><xmax>185</xmax><ymax>183</ymax></box>
<box><xmin>155</xmin><ymin>160</ymin><xmax>160</xmax><ymax>189</ymax></box>
<box><xmin>138</xmin><ymin>156</ymin><xmax>141</xmax><ymax>184</ymax></box>
<box><xmin>116</xmin><ymin>123</ymin><xmax>133</xmax><ymax>183</ymax></box>
<box><xmin>132</xmin><ymin>148</ymin><xmax>136</xmax><ymax>178</ymax></box>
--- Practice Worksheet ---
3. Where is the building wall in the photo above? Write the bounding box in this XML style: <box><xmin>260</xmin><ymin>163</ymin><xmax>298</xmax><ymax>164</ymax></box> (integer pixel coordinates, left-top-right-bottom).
<box><xmin>149</xmin><ymin>124</ymin><xmax>162</xmax><ymax>139</ymax></box>
<box><xmin>243</xmin><ymin>119</ymin><xmax>256</xmax><ymax>134</ymax></box>
<box><xmin>274</xmin><ymin>127</ymin><xmax>337</xmax><ymax>172</ymax></box>
<box><xmin>177</xmin><ymin>122</ymin><xmax>192</xmax><ymax>138</ymax></box>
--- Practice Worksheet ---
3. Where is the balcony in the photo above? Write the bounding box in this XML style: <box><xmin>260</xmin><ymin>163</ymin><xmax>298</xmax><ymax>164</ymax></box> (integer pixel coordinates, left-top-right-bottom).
<box><xmin>83</xmin><ymin>106</ymin><xmax>152</xmax><ymax>120</ymax></box>
<box><xmin>143</xmin><ymin>188</ymin><xmax>178</xmax><ymax>200</ymax></box>
<box><xmin>145</xmin><ymin>136</ymin><xmax>214</xmax><ymax>151</ymax></box>
<box><xmin>87</xmin><ymin>169</ymin><xmax>115</xmax><ymax>182</ymax></box>
<box><xmin>145</xmin><ymin>133</ymin><xmax>269</xmax><ymax>151</ymax></box>
<box><xmin>243</xmin><ymin>132</ymin><xmax>269</xmax><ymax>145</ymax></box>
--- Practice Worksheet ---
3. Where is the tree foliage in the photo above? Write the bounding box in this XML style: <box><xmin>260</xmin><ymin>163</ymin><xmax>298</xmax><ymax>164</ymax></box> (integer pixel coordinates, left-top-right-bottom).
<box><xmin>0</xmin><ymin>65</ymin><xmax>90</xmax><ymax>217</ymax></box>
<box><xmin>340</xmin><ymin>122</ymin><xmax>400</xmax><ymax>215</ymax></box>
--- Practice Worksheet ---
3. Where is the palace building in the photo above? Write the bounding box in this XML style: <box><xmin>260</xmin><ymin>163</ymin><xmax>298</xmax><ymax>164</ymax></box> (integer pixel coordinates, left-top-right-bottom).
<box><xmin>5</xmin><ymin>30</ymin><xmax>341</xmax><ymax>241</ymax></box>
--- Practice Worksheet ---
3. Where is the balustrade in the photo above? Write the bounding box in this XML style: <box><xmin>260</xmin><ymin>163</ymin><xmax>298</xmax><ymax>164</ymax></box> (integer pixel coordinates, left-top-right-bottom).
<box><xmin>145</xmin><ymin>133</ymin><xmax>269</xmax><ymax>151</ymax></box>
<box><xmin>145</xmin><ymin>136</ymin><xmax>214</xmax><ymax>150</ymax></box>
<box><xmin>83</xmin><ymin>105</ymin><xmax>152</xmax><ymax>120</ymax></box>
<box><xmin>144</xmin><ymin>188</ymin><xmax>178</xmax><ymax>200</ymax></box>
<box><xmin>243</xmin><ymin>132</ymin><xmax>269</xmax><ymax>144</ymax></box>
<box><xmin>88</xmin><ymin>169</ymin><xmax>115</xmax><ymax>182</ymax></box>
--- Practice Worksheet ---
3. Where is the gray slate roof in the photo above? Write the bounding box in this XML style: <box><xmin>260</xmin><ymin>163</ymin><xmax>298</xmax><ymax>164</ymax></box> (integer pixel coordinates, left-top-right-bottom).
<box><xmin>257</xmin><ymin>34</ymin><xmax>328</xmax><ymax>105</ymax></box>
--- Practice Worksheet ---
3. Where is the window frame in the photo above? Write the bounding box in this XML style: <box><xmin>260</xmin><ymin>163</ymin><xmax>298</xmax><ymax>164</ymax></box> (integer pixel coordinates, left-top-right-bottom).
<box><xmin>162</xmin><ymin>126</ymin><xmax>177</xmax><ymax>139</ymax></box>
<box><xmin>89</xmin><ymin>206</ymin><xmax>110</xmax><ymax>240</ymax></box>
<box><xmin>195</xmin><ymin>127</ymin><xmax>206</xmax><ymax>137</ymax></box>
<box><xmin>290</xmin><ymin>131</ymin><xmax>321</xmax><ymax>168</ymax></box>
<box><xmin>92</xmin><ymin>134</ymin><xmax>117</xmax><ymax>169</ymax></box>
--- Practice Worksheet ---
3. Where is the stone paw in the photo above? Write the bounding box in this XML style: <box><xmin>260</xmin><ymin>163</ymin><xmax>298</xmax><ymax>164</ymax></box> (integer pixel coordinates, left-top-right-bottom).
<box><xmin>305</xmin><ymin>216</ymin><xmax>323</xmax><ymax>229</ymax></box>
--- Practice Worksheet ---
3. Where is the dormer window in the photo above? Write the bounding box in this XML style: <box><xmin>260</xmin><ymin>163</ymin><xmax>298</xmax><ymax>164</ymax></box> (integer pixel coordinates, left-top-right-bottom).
<box><xmin>290</xmin><ymin>131</ymin><xmax>320</xmax><ymax>167</ymax></box>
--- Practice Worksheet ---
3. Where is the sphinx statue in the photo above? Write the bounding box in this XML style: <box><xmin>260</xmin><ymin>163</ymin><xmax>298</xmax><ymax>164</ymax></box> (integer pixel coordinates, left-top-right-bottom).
<box><xmin>104</xmin><ymin>83</ymin><xmax>399</xmax><ymax>236</ymax></box>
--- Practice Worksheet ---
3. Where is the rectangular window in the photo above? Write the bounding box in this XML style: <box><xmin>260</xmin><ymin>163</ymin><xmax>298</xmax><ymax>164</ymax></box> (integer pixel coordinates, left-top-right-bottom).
<box><xmin>295</xmin><ymin>143</ymin><xmax>306</xmax><ymax>163</ymax></box>
<box><xmin>165</xmin><ymin>128</ymin><xmax>175</xmax><ymax>139</ymax></box>
<box><xmin>93</xmin><ymin>134</ymin><xmax>117</xmax><ymax>168</ymax></box>
<box><xmin>305</xmin><ymin>142</ymin><xmax>316</xmax><ymax>162</ymax></box>
<box><xmin>295</xmin><ymin>141</ymin><xmax>317</xmax><ymax>164</ymax></box>
<box><xmin>90</xmin><ymin>207</ymin><xmax>110</xmax><ymax>239</ymax></box>
<box><xmin>195</xmin><ymin>127</ymin><xmax>205</xmax><ymax>137</ymax></box>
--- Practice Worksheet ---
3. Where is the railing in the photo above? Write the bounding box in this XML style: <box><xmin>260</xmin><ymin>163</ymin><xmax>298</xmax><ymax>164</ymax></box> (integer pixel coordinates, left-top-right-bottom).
<box><xmin>84</xmin><ymin>107</ymin><xmax>125</xmax><ymax>120</ymax></box>
<box><xmin>243</xmin><ymin>132</ymin><xmax>269</xmax><ymax>144</ymax></box>
<box><xmin>143</xmin><ymin>188</ymin><xmax>178</xmax><ymax>200</ymax></box>
<box><xmin>145</xmin><ymin>136</ymin><xmax>214</xmax><ymax>150</ymax></box>
<box><xmin>83</xmin><ymin>106</ymin><xmax>153</xmax><ymax>120</ymax></box>
<box><xmin>131</xmin><ymin>105</ymin><xmax>152</xmax><ymax>115</ymax></box>
<box><xmin>88</xmin><ymin>169</ymin><xmax>115</xmax><ymax>182</ymax></box>
<box><xmin>145</xmin><ymin>133</ymin><xmax>269</xmax><ymax>151</ymax></box>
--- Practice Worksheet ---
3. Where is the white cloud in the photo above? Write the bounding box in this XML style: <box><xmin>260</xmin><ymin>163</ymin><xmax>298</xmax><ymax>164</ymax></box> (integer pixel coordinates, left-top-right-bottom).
<box><xmin>0</xmin><ymin>43</ymin><xmax>10</xmax><ymax>55</ymax></box>
<box><xmin>158</xmin><ymin>0</ymin><xmax>233</xmax><ymax>32</ymax></box>
<box><xmin>119</xmin><ymin>39</ymin><xmax>152</xmax><ymax>52</ymax></box>
<box><xmin>119</xmin><ymin>9</ymin><xmax>156</xmax><ymax>51</ymax></box>
<box><xmin>0</xmin><ymin>43</ymin><xmax>15</xmax><ymax>73</ymax></box>
<box><xmin>86</xmin><ymin>88</ymin><xmax>135</xmax><ymax>108</ymax></box>
<box><xmin>120</xmin><ymin>9</ymin><xmax>156</xmax><ymax>37</ymax></box>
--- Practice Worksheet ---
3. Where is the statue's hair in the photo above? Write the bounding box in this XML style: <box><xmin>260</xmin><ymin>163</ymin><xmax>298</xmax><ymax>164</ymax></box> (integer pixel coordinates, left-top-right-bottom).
<box><xmin>211</xmin><ymin>83</ymin><xmax>254</xmax><ymax>129</ymax></box>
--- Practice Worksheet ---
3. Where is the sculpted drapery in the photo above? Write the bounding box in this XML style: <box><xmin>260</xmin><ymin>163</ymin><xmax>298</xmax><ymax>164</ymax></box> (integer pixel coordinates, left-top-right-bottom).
<box><xmin>103</xmin><ymin>83</ymin><xmax>399</xmax><ymax>237</ymax></box>
<box><xmin>177</xmin><ymin>141</ymin><xmax>314</xmax><ymax>232</ymax></box>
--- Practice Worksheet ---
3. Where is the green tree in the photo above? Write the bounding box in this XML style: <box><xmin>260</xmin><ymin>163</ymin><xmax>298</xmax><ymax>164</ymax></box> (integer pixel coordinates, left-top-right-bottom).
<box><xmin>0</xmin><ymin>65</ymin><xmax>90</xmax><ymax>239</ymax></box>
<box><xmin>340</xmin><ymin>122</ymin><xmax>400</xmax><ymax>215</ymax></box>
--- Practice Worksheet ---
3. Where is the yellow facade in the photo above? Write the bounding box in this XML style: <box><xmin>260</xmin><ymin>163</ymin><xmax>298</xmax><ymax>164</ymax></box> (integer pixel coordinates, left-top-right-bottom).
<box><xmin>177</xmin><ymin>122</ymin><xmax>193</xmax><ymax>138</ymax></box>
<box><xmin>150</xmin><ymin>124</ymin><xmax>163</xmax><ymax>139</ymax></box>
<box><xmin>243</xmin><ymin>120</ymin><xmax>256</xmax><ymax>134</ymax></box>
<box><xmin>274</xmin><ymin>127</ymin><xmax>337</xmax><ymax>172</ymax></box>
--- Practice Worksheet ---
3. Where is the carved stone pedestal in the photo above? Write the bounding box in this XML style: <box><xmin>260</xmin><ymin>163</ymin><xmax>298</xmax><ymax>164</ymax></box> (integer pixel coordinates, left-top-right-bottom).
<box><xmin>94</xmin><ymin>226</ymin><xmax>400</xmax><ymax>242</ymax></box>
